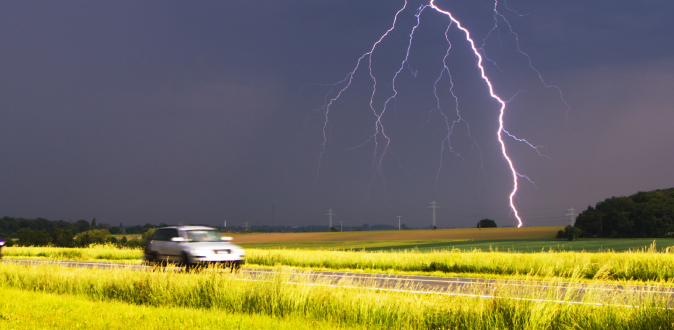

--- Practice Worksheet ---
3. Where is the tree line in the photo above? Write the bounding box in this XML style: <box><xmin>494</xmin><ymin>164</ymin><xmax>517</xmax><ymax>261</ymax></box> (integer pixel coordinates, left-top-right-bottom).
<box><xmin>0</xmin><ymin>216</ymin><xmax>162</xmax><ymax>247</ymax></box>
<box><xmin>574</xmin><ymin>187</ymin><xmax>674</xmax><ymax>238</ymax></box>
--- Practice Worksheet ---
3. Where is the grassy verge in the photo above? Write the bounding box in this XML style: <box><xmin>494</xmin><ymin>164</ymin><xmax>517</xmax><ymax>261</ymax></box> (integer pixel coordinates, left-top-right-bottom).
<box><xmin>0</xmin><ymin>262</ymin><xmax>672</xmax><ymax>329</ymax></box>
<box><xmin>2</xmin><ymin>244</ymin><xmax>143</xmax><ymax>262</ymax></box>
<box><xmin>0</xmin><ymin>286</ymin><xmax>360</xmax><ymax>330</ymax></box>
<box><xmin>245</xmin><ymin>245</ymin><xmax>674</xmax><ymax>281</ymax></box>
<box><xmin>5</xmin><ymin>242</ymin><xmax>674</xmax><ymax>282</ymax></box>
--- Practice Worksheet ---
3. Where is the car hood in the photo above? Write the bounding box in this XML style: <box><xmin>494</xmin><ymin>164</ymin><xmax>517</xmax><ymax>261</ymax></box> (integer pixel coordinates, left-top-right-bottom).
<box><xmin>181</xmin><ymin>241</ymin><xmax>243</xmax><ymax>250</ymax></box>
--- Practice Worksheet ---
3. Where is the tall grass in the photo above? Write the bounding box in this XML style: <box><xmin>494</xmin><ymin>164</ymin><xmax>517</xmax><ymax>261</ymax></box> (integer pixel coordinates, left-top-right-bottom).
<box><xmin>0</xmin><ymin>286</ymin><xmax>359</xmax><ymax>330</ymax></box>
<box><xmin>5</xmin><ymin>242</ymin><xmax>674</xmax><ymax>281</ymax></box>
<box><xmin>2</xmin><ymin>244</ymin><xmax>142</xmax><ymax>261</ymax></box>
<box><xmin>246</xmin><ymin>243</ymin><xmax>674</xmax><ymax>281</ymax></box>
<box><xmin>0</xmin><ymin>262</ymin><xmax>671</xmax><ymax>329</ymax></box>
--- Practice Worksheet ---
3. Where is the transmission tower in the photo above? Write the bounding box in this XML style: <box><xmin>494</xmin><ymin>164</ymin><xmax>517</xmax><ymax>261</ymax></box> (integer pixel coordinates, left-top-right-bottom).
<box><xmin>565</xmin><ymin>207</ymin><xmax>577</xmax><ymax>226</ymax></box>
<box><xmin>428</xmin><ymin>201</ymin><xmax>439</xmax><ymax>229</ymax></box>
<box><xmin>243</xmin><ymin>221</ymin><xmax>250</xmax><ymax>232</ymax></box>
<box><xmin>325</xmin><ymin>209</ymin><xmax>335</xmax><ymax>229</ymax></box>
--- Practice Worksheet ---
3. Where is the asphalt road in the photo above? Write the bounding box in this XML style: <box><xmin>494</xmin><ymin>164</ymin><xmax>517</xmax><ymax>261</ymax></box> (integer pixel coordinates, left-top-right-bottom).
<box><xmin>3</xmin><ymin>259</ymin><xmax>672</xmax><ymax>306</ymax></box>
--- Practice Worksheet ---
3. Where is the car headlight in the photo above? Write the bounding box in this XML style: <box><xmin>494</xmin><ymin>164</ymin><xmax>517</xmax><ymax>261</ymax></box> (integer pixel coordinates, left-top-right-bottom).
<box><xmin>190</xmin><ymin>249</ymin><xmax>212</xmax><ymax>256</ymax></box>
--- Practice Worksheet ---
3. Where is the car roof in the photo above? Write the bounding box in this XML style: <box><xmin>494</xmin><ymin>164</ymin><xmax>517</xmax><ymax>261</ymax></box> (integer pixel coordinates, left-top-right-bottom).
<box><xmin>159</xmin><ymin>226</ymin><xmax>217</xmax><ymax>231</ymax></box>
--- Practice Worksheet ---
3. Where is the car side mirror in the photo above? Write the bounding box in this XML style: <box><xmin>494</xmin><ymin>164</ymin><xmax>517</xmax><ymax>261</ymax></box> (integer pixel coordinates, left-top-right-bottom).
<box><xmin>221</xmin><ymin>237</ymin><xmax>232</xmax><ymax>241</ymax></box>
<box><xmin>171</xmin><ymin>237</ymin><xmax>186</xmax><ymax>242</ymax></box>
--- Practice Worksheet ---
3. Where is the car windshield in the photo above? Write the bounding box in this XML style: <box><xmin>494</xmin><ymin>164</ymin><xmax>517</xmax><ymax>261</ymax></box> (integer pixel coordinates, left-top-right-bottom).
<box><xmin>184</xmin><ymin>230</ymin><xmax>221</xmax><ymax>242</ymax></box>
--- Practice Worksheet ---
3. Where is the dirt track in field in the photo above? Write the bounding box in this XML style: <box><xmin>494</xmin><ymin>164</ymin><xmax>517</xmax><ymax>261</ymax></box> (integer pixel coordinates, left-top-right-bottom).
<box><xmin>227</xmin><ymin>227</ymin><xmax>563</xmax><ymax>243</ymax></box>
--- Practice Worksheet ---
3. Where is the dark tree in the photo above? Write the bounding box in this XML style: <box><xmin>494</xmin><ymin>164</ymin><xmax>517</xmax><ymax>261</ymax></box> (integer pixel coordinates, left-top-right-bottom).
<box><xmin>575</xmin><ymin>188</ymin><xmax>674</xmax><ymax>238</ymax></box>
<box><xmin>17</xmin><ymin>228</ymin><xmax>37</xmax><ymax>246</ymax></box>
<box><xmin>51</xmin><ymin>228</ymin><xmax>74</xmax><ymax>247</ymax></box>
<box><xmin>73</xmin><ymin>220</ymin><xmax>90</xmax><ymax>234</ymax></box>
<box><xmin>477</xmin><ymin>219</ymin><xmax>497</xmax><ymax>228</ymax></box>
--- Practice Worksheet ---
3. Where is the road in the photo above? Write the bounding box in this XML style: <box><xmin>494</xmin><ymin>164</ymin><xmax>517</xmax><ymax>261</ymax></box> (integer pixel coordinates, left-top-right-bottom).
<box><xmin>3</xmin><ymin>259</ymin><xmax>672</xmax><ymax>306</ymax></box>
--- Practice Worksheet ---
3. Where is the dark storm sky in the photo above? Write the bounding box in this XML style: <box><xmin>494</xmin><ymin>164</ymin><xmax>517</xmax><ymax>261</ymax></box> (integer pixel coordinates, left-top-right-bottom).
<box><xmin>1</xmin><ymin>0</ymin><xmax>673</xmax><ymax>228</ymax></box>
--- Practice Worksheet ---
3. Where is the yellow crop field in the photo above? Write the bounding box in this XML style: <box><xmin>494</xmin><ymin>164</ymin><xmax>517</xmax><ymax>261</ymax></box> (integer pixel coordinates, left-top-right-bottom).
<box><xmin>228</xmin><ymin>226</ymin><xmax>563</xmax><ymax>243</ymax></box>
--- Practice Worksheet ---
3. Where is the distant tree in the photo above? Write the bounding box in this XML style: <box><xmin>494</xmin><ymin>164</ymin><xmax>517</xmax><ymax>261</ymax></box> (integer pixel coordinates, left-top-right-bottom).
<box><xmin>73</xmin><ymin>220</ymin><xmax>90</xmax><ymax>234</ymax></box>
<box><xmin>477</xmin><ymin>219</ymin><xmax>497</xmax><ymax>228</ymax></box>
<box><xmin>575</xmin><ymin>188</ymin><xmax>674</xmax><ymax>238</ymax></box>
<box><xmin>564</xmin><ymin>225</ymin><xmax>581</xmax><ymax>241</ymax></box>
<box><xmin>91</xmin><ymin>217</ymin><xmax>97</xmax><ymax>229</ymax></box>
<box><xmin>76</xmin><ymin>229</ymin><xmax>110</xmax><ymax>247</ymax></box>
<box><xmin>433</xmin><ymin>225</ymin><xmax>437</xmax><ymax>230</ymax></box>
<box><xmin>556</xmin><ymin>230</ymin><xmax>565</xmax><ymax>239</ymax></box>
<box><xmin>35</xmin><ymin>230</ymin><xmax>51</xmax><ymax>246</ymax></box>
<box><xmin>330</xmin><ymin>226</ymin><xmax>340</xmax><ymax>232</ymax></box>
<box><xmin>120</xmin><ymin>236</ymin><xmax>128</xmax><ymax>244</ymax></box>
<box><xmin>51</xmin><ymin>228</ymin><xmax>74</xmax><ymax>247</ymax></box>
<box><xmin>109</xmin><ymin>226</ymin><xmax>121</xmax><ymax>235</ymax></box>
<box><xmin>362</xmin><ymin>223</ymin><xmax>370</xmax><ymax>231</ymax></box>
<box><xmin>109</xmin><ymin>236</ymin><xmax>118</xmax><ymax>244</ymax></box>
<box><xmin>17</xmin><ymin>228</ymin><xmax>37</xmax><ymax>246</ymax></box>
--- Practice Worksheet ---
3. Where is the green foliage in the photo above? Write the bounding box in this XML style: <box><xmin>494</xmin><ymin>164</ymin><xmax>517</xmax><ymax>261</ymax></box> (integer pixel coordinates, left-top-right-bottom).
<box><xmin>330</xmin><ymin>226</ymin><xmax>340</xmax><ymax>232</ymax></box>
<box><xmin>76</xmin><ymin>229</ymin><xmax>110</xmax><ymax>247</ymax></box>
<box><xmin>575</xmin><ymin>187</ymin><xmax>674</xmax><ymax>238</ymax></box>
<box><xmin>50</xmin><ymin>228</ymin><xmax>74</xmax><ymax>247</ymax></box>
<box><xmin>17</xmin><ymin>228</ymin><xmax>51</xmax><ymax>246</ymax></box>
<box><xmin>563</xmin><ymin>225</ymin><xmax>581</xmax><ymax>241</ymax></box>
<box><xmin>141</xmin><ymin>228</ymin><xmax>157</xmax><ymax>244</ymax></box>
<box><xmin>109</xmin><ymin>226</ymin><xmax>121</xmax><ymax>235</ymax></box>
<box><xmin>477</xmin><ymin>219</ymin><xmax>497</xmax><ymax>228</ymax></box>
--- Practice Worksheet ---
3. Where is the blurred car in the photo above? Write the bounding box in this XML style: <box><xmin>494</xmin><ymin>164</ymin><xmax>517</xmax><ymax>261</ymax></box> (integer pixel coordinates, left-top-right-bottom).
<box><xmin>0</xmin><ymin>237</ymin><xmax>5</xmax><ymax>258</ymax></box>
<box><xmin>144</xmin><ymin>226</ymin><xmax>245</xmax><ymax>269</ymax></box>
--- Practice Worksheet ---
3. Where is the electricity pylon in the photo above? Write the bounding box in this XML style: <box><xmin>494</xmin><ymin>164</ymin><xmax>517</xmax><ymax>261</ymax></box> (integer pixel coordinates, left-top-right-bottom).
<box><xmin>566</xmin><ymin>207</ymin><xmax>577</xmax><ymax>226</ymax></box>
<box><xmin>428</xmin><ymin>201</ymin><xmax>439</xmax><ymax>229</ymax></box>
<box><xmin>325</xmin><ymin>209</ymin><xmax>335</xmax><ymax>229</ymax></box>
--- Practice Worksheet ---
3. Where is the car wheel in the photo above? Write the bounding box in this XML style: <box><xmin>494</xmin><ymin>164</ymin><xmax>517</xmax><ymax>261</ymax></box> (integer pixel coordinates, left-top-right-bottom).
<box><xmin>145</xmin><ymin>252</ymin><xmax>157</xmax><ymax>266</ymax></box>
<box><xmin>181</xmin><ymin>252</ymin><xmax>193</xmax><ymax>271</ymax></box>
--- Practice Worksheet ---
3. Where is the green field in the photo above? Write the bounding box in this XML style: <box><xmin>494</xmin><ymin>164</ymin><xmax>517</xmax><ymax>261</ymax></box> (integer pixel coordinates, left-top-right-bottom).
<box><xmin>240</xmin><ymin>238</ymin><xmax>674</xmax><ymax>252</ymax></box>
<box><xmin>0</xmin><ymin>262</ymin><xmax>672</xmax><ymax>330</ymax></box>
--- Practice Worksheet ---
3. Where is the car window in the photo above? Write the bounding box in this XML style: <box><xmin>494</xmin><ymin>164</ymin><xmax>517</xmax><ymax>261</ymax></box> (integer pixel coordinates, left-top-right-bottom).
<box><xmin>166</xmin><ymin>229</ymin><xmax>179</xmax><ymax>240</ymax></box>
<box><xmin>151</xmin><ymin>229</ymin><xmax>171</xmax><ymax>241</ymax></box>
<box><xmin>185</xmin><ymin>230</ymin><xmax>221</xmax><ymax>242</ymax></box>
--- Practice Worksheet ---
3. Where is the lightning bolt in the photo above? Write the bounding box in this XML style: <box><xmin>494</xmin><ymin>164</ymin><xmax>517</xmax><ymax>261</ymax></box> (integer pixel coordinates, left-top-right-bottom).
<box><xmin>309</xmin><ymin>0</ymin><xmax>567</xmax><ymax>228</ymax></box>
<box><xmin>427</xmin><ymin>0</ymin><xmax>525</xmax><ymax>227</ymax></box>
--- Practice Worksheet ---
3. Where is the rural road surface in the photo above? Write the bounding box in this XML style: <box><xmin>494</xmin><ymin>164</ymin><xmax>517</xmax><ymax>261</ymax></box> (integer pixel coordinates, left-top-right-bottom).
<box><xmin>3</xmin><ymin>259</ymin><xmax>672</xmax><ymax>306</ymax></box>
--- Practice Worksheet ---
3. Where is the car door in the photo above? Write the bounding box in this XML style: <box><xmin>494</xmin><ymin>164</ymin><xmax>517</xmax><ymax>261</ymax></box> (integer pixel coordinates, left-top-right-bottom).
<box><xmin>162</xmin><ymin>229</ymin><xmax>183</xmax><ymax>262</ymax></box>
<box><xmin>149</xmin><ymin>229</ymin><xmax>170</xmax><ymax>261</ymax></box>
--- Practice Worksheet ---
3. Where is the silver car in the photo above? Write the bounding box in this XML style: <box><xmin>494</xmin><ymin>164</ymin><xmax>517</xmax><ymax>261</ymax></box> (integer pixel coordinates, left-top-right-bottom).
<box><xmin>144</xmin><ymin>226</ymin><xmax>245</xmax><ymax>269</ymax></box>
